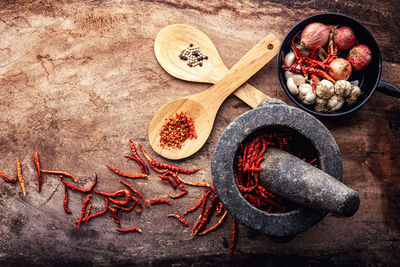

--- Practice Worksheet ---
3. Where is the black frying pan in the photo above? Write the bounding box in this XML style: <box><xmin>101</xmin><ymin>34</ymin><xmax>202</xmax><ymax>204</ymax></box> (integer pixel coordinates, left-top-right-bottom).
<box><xmin>277</xmin><ymin>13</ymin><xmax>400</xmax><ymax>117</ymax></box>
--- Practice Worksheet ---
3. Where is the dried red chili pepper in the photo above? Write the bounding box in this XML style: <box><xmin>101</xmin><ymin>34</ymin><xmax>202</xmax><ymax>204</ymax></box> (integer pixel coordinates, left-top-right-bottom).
<box><xmin>183</xmin><ymin>194</ymin><xmax>205</xmax><ymax>216</ymax></box>
<box><xmin>119</xmin><ymin>180</ymin><xmax>149</xmax><ymax>208</ymax></box>
<box><xmin>175</xmin><ymin>174</ymin><xmax>210</xmax><ymax>188</ymax></box>
<box><xmin>149</xmin><ymin>198</ymin><xmax>172</xmax><ymax>205</ymax></box>
<box><xmin>161</xmin><ymin>171</ymin><xmax>187</xmax><ymax>192</ymax></box>
<box><xmin>128</xmin><ymin>139</ymin><xmax>149</xmax><ymax>174</ymax></box>
<box><xmin>109</xmin><ymin>207</ymin><xmax>121</xmax><ymax>228</ymax></box>
<box><xmin>0</xmin><ymin>169</ymin><xmax>17</xmax><ymax>183</ymax></box>
<box><xmin>116</xmin><ymin>227</ymin><xmax>142</xmax><ymax>233</ymax></box>
<box><xmin>60</xmin><ymin>175</ymin><xmax>97</xmax><ymax>193</ymax></box>
<box><xmin>34</xmin><ymin>150</ymin><xmax>42</xmax><ymax>193</ymax></box>
<box><xmin>63</xmin><ymin>185</ymin><xmax>72</xmax><ymax>214</ymax></box>
<box><xmin>198</xmin><ymin>210</ymin><xmax>228</xmax><ymax>236</ymax></box>
<box><xmin>168</xmin><ymin>190</ymin><xmax>188</xmax><ymax>199</ymax></box>
<box><xmin>108</xmin><ymin>189</ymin><xmax>131</xmax><ymax>206</ymax></box>
<box><xmin>86</xmin><ymin>196</ymin><xmax>109</xmax><ymax>224</ymax></box>
<box><xmin>41</xmin><ymin>169</ymin><xmax>78</xmax><ymax>182</ymax></box>
<box><xmin>77</xmin><ymin>194</ymin><xmax>92</xmax><ymax>228</ymax></box>
<box><xmin>106</xmin><ymin>164</ymin><xmax>148</xmax><ymax>179</ymax></box>
<box><xmin>159</xmin><ymin>175</ymin><xmax>177</xmax><ymax>190</ymax></box>
<box><xmin>124</xmin><ymin>156</ymin><xmax>148</xmax><ymax>175</ymax></box>
<box><xmin>137</xmin><ymin>144</ymin><xmax>168</xmax><ymax>173</ymax></box>
<box><xmin>168</xmin><ymin>214</ymin><xmax>190</xmax><ymax>227</ymax></box>
<box><xmin>16</xmin><ymin>160</ymin><xmax>26</xmax><ymax>197</ymax></box>
<box><xmin>193</xmin><ymin>196</ymin><xmax>217</xmax><ymax>235</ymax></box>
<box><xmin>153</xmin><ymin>162</ymin><xmax>200</xmax><ymax>174</ymax></box>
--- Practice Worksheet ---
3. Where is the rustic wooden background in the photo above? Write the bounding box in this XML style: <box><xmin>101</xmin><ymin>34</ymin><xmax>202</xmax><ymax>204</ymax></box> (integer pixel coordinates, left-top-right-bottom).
<box><xmin>0</xmin><ymin>0</ymin><xmax>399</xmax><ymax>266</ymax></box>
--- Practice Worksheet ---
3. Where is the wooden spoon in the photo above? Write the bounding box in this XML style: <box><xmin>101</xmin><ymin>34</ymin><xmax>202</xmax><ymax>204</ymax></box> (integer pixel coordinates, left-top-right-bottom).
<box><xmin>154</xmin><ymin>24</ymin><xmax>271</xmax><ymax>109</ymax></box>
<box><xmin>149</xmin><ymin>33</ymin><xmax>280</xmax><ymax>160</ymax></box>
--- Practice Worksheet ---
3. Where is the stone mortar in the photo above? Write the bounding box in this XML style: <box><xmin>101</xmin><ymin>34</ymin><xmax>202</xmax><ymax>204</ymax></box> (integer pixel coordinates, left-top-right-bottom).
<box><xmin>211</xmin><ymin>98</ymin><xmax>342</xmax><ymax>237</ymax></box>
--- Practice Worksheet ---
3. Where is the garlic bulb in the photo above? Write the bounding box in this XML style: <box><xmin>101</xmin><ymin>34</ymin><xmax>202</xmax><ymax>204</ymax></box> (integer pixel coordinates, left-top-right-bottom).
<box><xmin>315</xmin><ymin>79</ymin><xmax>334</xmax><ymax>99</ymax></box>
<box><xmin>290</xmin><ymin>74</ymin><xmax>306</xmax><ymax>86</ymax></box>
<box><xmin>284</xmin><ymin>52</ymin><xmax>296</xmax><ymax>67</ymax></box>
<box><xmin>285</xmin><ymin>71</ymin><xmax>306</xmax><ymax>86</ymax></box>
<box><xmin>315</xmin><ymin>97</ymin><xmax>328</xmax><ymax>113</ymax></box>
<box><xmin>285</xmin><ymin>71</ymin><xmax>293</xmax><ymax>80</ymax></box>
<box><xmin>346</xmin><ymin>85</ymin><xmax>361</xmax><ymax>105</ymax></box>
<box><xmin>334</xmin><ymin>80</ymin><xmax>352</xmax><ymax>98</ymax></box>
<box><xmin>286</xmin><ymin>77</ymin><xmax>298</xmax><ymax>95</ymax></box>
<box><xmin>298</xmin><ymin>83</ymin><xmax>316</xmax><ymax>105</ymax></box>
<box><xmin>327</xmin><ymin>95</ymin><xmax>344</xmax><ymax>111</ymax></box>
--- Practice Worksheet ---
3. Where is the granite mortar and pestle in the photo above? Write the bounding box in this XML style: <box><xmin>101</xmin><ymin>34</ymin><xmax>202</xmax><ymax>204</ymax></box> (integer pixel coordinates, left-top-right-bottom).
<box><xmin>212</xmin><ymin>98</ymin><xmax>360</xmax><ymax>238</ymax></box>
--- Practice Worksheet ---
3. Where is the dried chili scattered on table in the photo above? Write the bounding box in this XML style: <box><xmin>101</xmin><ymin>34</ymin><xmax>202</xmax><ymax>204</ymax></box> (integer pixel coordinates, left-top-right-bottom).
<box><xmin>128</xmin><ymin>139</ymin><xmax>149</xmax><ymax>174</ymax></box>
<box><xmin>63</xmin><ymin>185</ymin><xmax>72</xmax><ymax>214</ymax></box>
<box><xmin>76</xmin><ymin>194</ymin><xmax>92</xmax><ymax>228</ymax></box>
<box><xmin>34</xmin><ymin>150</ymin><xmax>42</xmax><ymax>192</ymax></box>
<box><xmin>120</xmin><ymin>180</ymin><xmax>149</xmax><ymax>208</ymax></box>
<box><xmin>149</xmin><ymin>198</ymin><xmax>172</xmax><ymax>205</ymax></box>
<box><xmin>41</xmin><ymin>169</ymin><xmax>78</xmax><ymax>182</ymax></box>
<box><xmin>106</xmin><ymin>165</ymin><xmax>148</xmax><ymax>179</ymax></box>
<box><xmin>116</xmin><ymin>227</ymin><xmax>142</xmax><ymax>233</ymax></box>
<box><xmin>0</xmin><ymin>169</ymin><xmax>17</xmax><ymax>183</ymax></box>
<box><xmin>198</xmin><ymin>210</ymin><xmax>228</xmax><ymax>236</ymax></box>
<box><xmin>16</xmin><ymin>160</ymin><xmax>26</xmax><ymax>197</ymax></box>
<box><xmin>168</xmin><ymin>214</ymin><xmax>190</xmax><ymax>227</ymax></box>
<box><xmin>168</xmin><ymin>190</ymin><xmax>188</xmax><ymax>199</ymax></box>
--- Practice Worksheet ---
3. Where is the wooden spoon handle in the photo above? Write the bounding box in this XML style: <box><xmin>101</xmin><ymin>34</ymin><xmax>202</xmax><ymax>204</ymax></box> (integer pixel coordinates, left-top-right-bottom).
<box><xmin>198</xmin><ymin>34</ymin><xmax>280</xmax><ymax>109</ymax></box>
<box><xmin>234</xmin><ymin>83</ymin><xmax>270</xmax><ymax>108</ymax></box>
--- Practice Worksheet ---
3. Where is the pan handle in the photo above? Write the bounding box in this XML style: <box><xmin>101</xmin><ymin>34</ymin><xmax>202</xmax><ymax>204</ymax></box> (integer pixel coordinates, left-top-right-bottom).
<box><xmin>377</xmin><ymin>80</ymin><xmax>400</xmax><ymax>98</ymax></box>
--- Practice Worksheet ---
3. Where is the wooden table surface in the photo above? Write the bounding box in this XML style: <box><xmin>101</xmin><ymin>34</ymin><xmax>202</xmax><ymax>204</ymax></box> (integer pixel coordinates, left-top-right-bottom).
<box><xmin>0</xmin><ymin>1</ymin><xmax>399</xmax><ymax>266</ymax></box>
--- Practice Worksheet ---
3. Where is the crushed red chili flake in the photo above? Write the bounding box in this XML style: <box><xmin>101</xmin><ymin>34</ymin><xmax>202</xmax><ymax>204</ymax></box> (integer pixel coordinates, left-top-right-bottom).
<box><xmin>159</xmin><ymin>112</ymin><xmax>197</xmax><ymax>149</ymax></box>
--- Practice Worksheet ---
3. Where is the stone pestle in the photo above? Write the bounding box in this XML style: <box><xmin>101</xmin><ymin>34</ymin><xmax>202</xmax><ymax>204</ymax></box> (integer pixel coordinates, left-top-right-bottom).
<box><xmin>259</xmin><ymin>147</ymin><xmax>360</xmax><ymax>217</ymax></box>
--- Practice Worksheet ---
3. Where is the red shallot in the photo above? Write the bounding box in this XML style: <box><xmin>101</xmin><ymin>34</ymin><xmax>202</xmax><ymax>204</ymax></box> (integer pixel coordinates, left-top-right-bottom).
<box><xmin>329</xmin><ymin>58</ymin><xmax>352</xmax><ymax>80</ymax></box>
<box><xmin>300</xmin><ymin>22</ymin><xmax>332</xmax><ymax>50</ymax></box>
<box><xmin>347</xmin><ymin>44</ymin><xmax>372</xmax><ymax>71</ymax></box>
<box><xmin>334</xmin><ymin>26</ymin><xmax>357</xmax><ymax>51</ymax></box>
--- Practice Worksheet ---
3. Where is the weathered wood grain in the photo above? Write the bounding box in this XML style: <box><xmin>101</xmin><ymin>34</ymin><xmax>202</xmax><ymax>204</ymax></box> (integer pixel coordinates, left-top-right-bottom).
<box><xmin>0</xmin><ymin>0</ymin><xmax>399</xmax><ymax>266</ymax></box>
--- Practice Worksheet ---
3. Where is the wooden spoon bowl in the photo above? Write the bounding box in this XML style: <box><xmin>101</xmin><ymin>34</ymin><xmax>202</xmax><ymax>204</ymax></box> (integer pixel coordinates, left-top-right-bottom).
<box><xmin>154</xmin><ymin>24</ymin><xmax>270</xmax><ymax>108</ymax></box>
